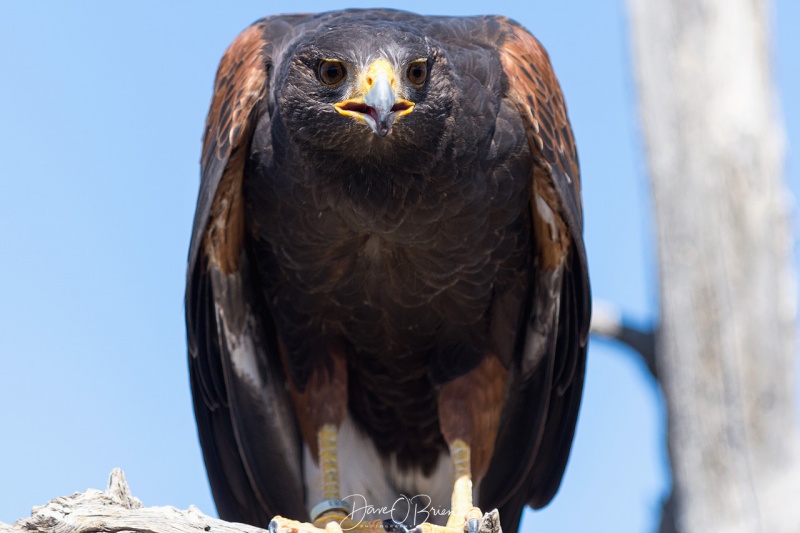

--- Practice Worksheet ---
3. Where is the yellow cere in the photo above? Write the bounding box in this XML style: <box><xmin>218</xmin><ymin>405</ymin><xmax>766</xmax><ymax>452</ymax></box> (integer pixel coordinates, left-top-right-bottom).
<box><xmin>362</xmin><ymin>58</ymin><xmax>395</xmax><ymax>94</ymax></box>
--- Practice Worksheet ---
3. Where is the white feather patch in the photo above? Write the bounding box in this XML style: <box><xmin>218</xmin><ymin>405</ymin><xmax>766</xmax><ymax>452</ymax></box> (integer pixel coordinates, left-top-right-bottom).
<box><xmin>221</xmin><ymin>311</ymin><xmax>264</xmax><ymax>390</ymax></box>
<box><xmin>303</xmin><ymin>414</ymin><xmax>464</xmax><ymax>526</ymax></box>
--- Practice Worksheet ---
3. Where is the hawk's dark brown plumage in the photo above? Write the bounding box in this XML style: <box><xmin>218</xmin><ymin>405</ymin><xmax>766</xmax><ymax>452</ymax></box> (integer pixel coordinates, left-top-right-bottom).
<box><xmin>186</xmin><ymin>10</ymin><xmax>589</xmax><ymax>533</ymax></box>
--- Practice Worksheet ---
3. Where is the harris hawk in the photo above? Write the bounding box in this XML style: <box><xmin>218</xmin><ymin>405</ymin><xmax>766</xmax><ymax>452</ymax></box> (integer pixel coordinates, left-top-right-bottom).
<box><xmin>186</xmin><ymin>9</ymin><xmax>589</xmax><ymax>533</ymax></box>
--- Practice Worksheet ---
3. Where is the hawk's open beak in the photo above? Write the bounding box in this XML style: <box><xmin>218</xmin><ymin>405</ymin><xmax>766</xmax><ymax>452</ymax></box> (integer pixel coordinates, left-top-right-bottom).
<box><xmin>334</xmin><ymin>59</ymin><xmax>415</xmax><ymax>137</ymax></box>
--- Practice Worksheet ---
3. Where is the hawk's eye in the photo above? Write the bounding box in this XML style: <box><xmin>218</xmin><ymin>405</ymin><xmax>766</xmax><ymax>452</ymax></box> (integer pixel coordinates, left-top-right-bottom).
<box><xmin>406</xmin><ymin>61</ymin><xmax>427</xmax><ymax>87</ymax></box>
<box><xmin>318</xmin><ymin>60</ymin><xmax>347</xmax><ymax>86</ymax></box>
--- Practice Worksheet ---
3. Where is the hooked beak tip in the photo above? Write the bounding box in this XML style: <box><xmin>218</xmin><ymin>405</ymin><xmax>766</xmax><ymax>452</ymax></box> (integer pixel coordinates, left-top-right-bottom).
<box><xmin>334</xmin><ymin>73</ymin><xmax>415</xmax><ymax>136</ymax></box>
<box><xmin>365</xmin><ymin>76</ymin><xmax>394</xmax><ymax>110</ymax></box>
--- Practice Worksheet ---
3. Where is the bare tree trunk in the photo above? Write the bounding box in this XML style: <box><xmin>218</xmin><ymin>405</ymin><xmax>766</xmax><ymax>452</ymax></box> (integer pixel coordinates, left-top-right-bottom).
<box><xmin>626</xmin><ymin>0</ymin><xmax>800</xmax><ymax>532</ymax></box>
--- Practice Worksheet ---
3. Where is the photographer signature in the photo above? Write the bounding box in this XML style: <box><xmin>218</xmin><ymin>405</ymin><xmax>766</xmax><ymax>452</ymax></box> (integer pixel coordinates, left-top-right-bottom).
<box><xmin>341</xmin><ymin>493</ymin><xmax>451</xmax><ymax>529</ymax></box>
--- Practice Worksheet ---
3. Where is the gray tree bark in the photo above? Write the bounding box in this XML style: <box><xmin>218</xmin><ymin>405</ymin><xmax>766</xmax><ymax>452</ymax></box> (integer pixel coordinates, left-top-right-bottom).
<box><xmin>0</xmin><ymin>469</ymin><xmax>269</xmax><ymax>533</ymax></box>
<box><xmin>626</xmin><ymin>0</ymin><xmax>800</xmax><ymax>531</ymax></box>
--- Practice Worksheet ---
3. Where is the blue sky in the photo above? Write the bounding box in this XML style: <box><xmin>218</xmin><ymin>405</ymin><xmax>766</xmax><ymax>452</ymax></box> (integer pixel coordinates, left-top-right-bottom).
<box><xmin>0</xmin><ymin>2</ymin><xmax>797</xmax><ymax>532</ymax></box>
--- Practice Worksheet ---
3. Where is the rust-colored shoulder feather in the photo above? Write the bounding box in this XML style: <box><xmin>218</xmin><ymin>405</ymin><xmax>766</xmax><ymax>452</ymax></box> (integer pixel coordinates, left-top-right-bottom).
<box><xmin>193</xmin><ymin>20</ymin><xmax>269</xmax><ymax>275</ymax></box>
<box><xmin>497</xmin><ymin>18</ymin><xmax>582</xmax><ymax>270</ymax></box>
<box><xmin>496</xmin><ymin>17</ymin><xmax>588</xmax><ymax>335</ymax></box>
<box><xmin>497</xmin><ymin>18</ymin><xmax>581</xmax><ymax>198</ymax></box>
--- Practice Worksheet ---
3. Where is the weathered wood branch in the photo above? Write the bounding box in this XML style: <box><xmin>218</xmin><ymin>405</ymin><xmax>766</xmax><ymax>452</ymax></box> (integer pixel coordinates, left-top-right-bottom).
<box><xmin>0</xmin><ymin>470</ymin><xmax>266</xmax><ymax>533</ymax></box>
<box><xmin>0</xmin><ymin>471</ymin><xmax>503</xmax><ymax>533</ymax></box>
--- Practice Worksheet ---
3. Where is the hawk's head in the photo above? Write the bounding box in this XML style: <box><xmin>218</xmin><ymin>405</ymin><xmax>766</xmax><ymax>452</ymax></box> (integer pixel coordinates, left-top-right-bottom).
<box><xmin>274</xmin><ymin>20</ymin><xmax>456</xmax><ymax>158</ymax></box>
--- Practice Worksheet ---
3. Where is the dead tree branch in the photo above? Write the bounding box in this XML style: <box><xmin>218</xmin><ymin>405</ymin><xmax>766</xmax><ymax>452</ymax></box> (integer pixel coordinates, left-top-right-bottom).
<box><xmin>0</xmin><ymin>470</ymin><xmax>266</xmax><ymax>533</ymax></box>
<box><xmin>590</xmin><ymin>301</ymin><xmax>657</xmax><ymax>379</ymax></box>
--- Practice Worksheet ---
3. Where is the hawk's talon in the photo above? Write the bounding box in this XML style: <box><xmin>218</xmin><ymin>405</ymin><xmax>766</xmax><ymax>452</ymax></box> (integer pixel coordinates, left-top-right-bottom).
<box><xmin>268</xmin><ymin>515</ymin><xmax>327</xmax><ymax>533</ymax></box>
<box><xmin>313</xmin><ymin>511</ymin><xmax>348</xmax><ymax>530</ymax></box>
<box><xmin>325</xmin><ymin>521</ymin><xmax>344</xmax><ymax>533</ymax></box>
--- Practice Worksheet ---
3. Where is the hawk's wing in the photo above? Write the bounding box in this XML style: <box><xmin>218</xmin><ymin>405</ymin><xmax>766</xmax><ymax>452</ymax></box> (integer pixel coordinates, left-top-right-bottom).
<box><xmin>186</xmin><ymin>16</ymin><xmax>315</xmax><ymax>526</ymax></box>
<box><xmin>474</xmin><ymin>16</ymin><xmax>590</xmax><ymax>525</ymax></box>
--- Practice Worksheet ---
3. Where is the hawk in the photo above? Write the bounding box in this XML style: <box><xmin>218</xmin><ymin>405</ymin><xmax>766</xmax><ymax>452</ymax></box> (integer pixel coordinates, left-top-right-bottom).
<box><xmin>186</xmin><ymin>9</ymin><xmax>589</xmax><ymax>533</ymax></box>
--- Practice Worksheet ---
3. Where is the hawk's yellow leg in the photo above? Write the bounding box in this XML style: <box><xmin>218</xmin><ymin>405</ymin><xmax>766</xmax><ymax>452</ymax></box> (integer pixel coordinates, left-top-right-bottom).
<box><xmin>410</xmin><ymin>439</ymin><xmax>483</xmax><ymax>533</ymax></box>
<box><xmin>269</xmin><ymin>425</ymin><xmax>386</xmax><ymax>533</ymax></box>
